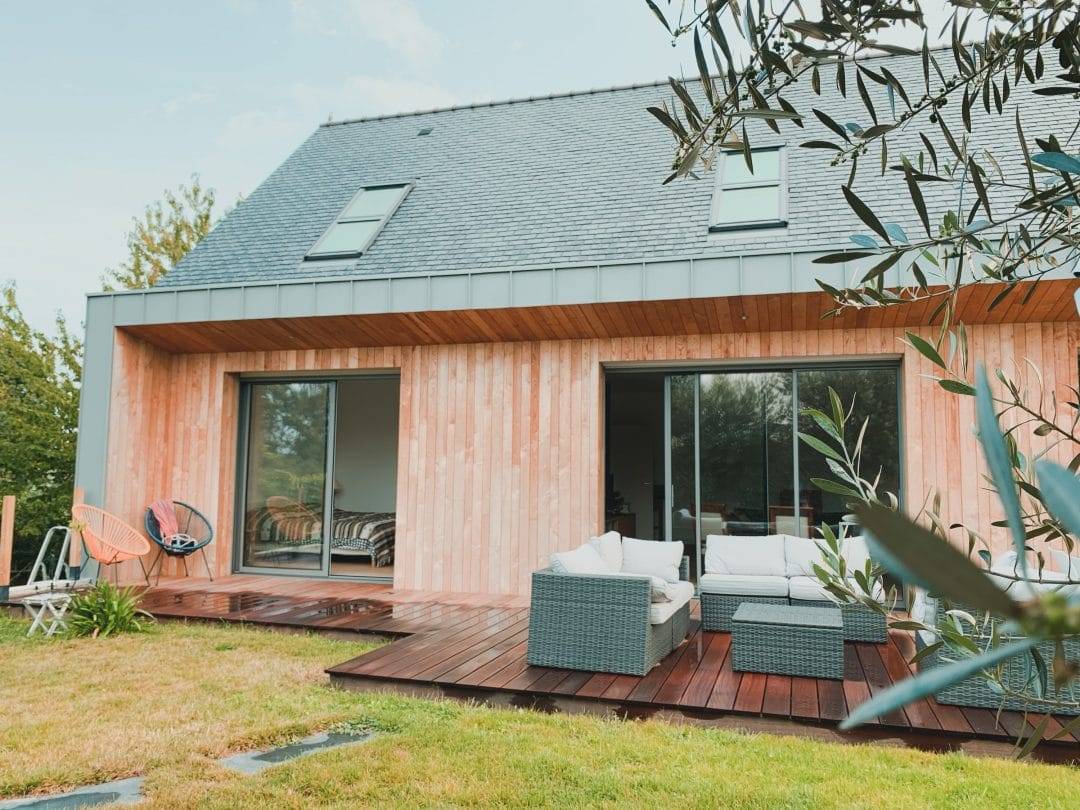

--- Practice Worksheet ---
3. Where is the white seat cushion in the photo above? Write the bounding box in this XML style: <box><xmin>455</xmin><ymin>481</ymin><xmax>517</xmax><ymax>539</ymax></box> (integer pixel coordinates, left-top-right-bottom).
<box><xmin>698</xmin><ymin>573</ymin><xmax>789</xmax><ymax>597</ymax></box>
<box><xmin>704</xmin><ymin>534</ymin><xmax>787</xmax><ymax>576</ymax></box>
<box><xmin>787</xmin><ymin>575</ymin><xmax>831</xmax><ymax>601</ymax></box>
<box><xmin>789</xmin><ymin>575</ymin><xmax>885</xmax><ymax>602</ymax></box>
<box><xmin>621</xmin><ymin>537</ymin><xmax>683</xmax><ymax>583</ymax></box>
<box><xmin>587</xmin><ymin>530</ymin><xmax>622</xmax><ymax>573</ymax></box>
<box><xmin>649</xmin><ymin>580</ymin><xmax>693</xmax><ymax>624</ymax></box>
<box><xmin>549</xmin><ymin>543</ymin><xmax>609</xmax><ymax>575</ymax></box>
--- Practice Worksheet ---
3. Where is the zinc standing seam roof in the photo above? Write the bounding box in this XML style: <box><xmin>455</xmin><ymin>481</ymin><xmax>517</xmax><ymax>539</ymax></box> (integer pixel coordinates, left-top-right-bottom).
<box><xmin>157</xmin><ymin>50</ymin><xmax>1080</xmax><ymax>290</ymax></box>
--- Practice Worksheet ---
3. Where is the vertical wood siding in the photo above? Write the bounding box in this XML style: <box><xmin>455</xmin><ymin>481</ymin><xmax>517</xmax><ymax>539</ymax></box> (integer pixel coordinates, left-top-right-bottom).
<box><xmin>100</xmin><ymin>322</ymin><xmax>1079</xmax><ymax>594</ymax></box>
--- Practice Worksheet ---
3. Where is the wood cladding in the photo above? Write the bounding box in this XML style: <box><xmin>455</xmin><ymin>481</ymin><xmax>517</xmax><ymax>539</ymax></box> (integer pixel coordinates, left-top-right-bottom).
<box><xmin>100</xmin><ymin>309</ymin><xmax>1080</xmax><ymax>595</ymax></box>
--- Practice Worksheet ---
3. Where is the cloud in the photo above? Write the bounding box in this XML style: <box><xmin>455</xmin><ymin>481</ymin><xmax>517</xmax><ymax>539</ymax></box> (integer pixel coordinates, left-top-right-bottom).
<box><xmin>161</xmin><ymin>92</ymin><xmax>216</xmax><ymax>117</ymax></box>
<box><xmin>219</xmin><ymin>75</ymin><xmax>458</xmax><ymax>150</ymax></box>
<box><xmin>289</xmin><ymin>0</ymin><xmax>444</xmax><ymax>67</ymax></box>
<box><xmin>294</xmin><ymin>75</ymin><xmax>458</xmax><ymax>119</ymax></box>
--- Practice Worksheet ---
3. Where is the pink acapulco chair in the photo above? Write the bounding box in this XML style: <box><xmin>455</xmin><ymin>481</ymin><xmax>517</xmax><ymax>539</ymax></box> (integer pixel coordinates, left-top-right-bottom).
<box><xmin>71</xmin><ymin>504</ymin><xmax>152</xmax><ymax>585</ymax></box>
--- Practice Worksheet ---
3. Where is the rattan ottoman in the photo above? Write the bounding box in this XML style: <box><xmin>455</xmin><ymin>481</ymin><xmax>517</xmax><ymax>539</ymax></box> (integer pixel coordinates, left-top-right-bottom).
<box><xmin>731</xmin><ymin>603</ymin><xmax>844</xmax><ymax>679</ymax></box>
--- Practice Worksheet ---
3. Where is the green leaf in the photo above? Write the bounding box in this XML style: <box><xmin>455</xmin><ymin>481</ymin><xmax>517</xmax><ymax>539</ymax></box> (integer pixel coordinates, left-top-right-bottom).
<box><xmin>902</xmin><ymin>162</ymin><xmax>932</xmax><ymax>237</ymax></box>
<box><xmin>810</xmin><ymin>477</ymin><xmax>863</xmax><ymax>499</ymax></box>
<box><xmin>842</xmin><ymin>185</ymin><xmax>891</xmax><ymax>244</ymax></box>
<box><xmin>938</xmin><ymin>379</ymin><xmax>976</xmax><ymax>396</ymax></box>
<box><xmin>905</xmin><ymin>332</ymin><xmax>946</xmax><ymax>368</ymax></box>
<box><xmin>975</xmin><ymin>367</ymin><xmax>1028</xmax><ymax>574</ymax></box>
<box><xmin>1015</xmin><ymin>713</ymin><xmax>1051</xmax><ymax>759</ymax></box>
<box><xmin>798</xmin><ymin>431</ymin><xmax>845</xmax><ymax>462</ymax></box>
<box><xmin>801</xmin><ymin>140</ymin><xmax>843</xmax><ymax>151</ymax></box>
<box><xmin>854</xmin><ymin>503</ymin><xmax>1019</xmax><ymax>617</ymax></box>
<box><xmin>812</xmin><ymin>251</ymin><xmax>875</xmax><ymax>264</ymax></box>
<box><xmin>644</xmin><ymin>0</ymin><xmax>670</xmax><ymax>33</ymax></box>
<box><xmin>840</xmin><ymin>638</ymin><xmax>1036</xmax><ymax>729</ymax></box>
<box><xmin>1035</xmin><ymin>460</ymin><xmax>1080</xmax><ymax>538</ymax></box>
<box><xmin>1031</xmin><ymin>152</ymin><xmax>1080</xmax><ymax>174</ymax></box>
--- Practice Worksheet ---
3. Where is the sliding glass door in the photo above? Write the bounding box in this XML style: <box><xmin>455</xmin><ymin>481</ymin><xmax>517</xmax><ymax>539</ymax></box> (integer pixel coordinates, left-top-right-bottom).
<box><xmin>240</xmin><ymin>381</ymin><xmax>334</xmax><ymax>572</ymax></box>
<box><xmin>606</xmin><ymin>364</ymin><xmax>900</xmax><ymax>583</ymax></box>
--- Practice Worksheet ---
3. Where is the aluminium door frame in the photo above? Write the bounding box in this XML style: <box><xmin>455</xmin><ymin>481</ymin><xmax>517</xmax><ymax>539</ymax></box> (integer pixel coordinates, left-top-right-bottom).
<box><xmin>233</xmin><ymin>373</ymin><xmax>400</xmax><ymax>583</ymax></box>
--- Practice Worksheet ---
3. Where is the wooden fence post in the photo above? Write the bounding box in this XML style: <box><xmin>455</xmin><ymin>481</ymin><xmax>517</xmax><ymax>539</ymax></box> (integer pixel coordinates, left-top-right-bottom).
<box><xmin>70</xmin><ymin>487</ymin><xmax>84</xmax><ymax>580</ymax></box>
<box><xmin>0</xmin><ymin>495</ymin><xmax>14</xmax><ymax>601</ymax></box>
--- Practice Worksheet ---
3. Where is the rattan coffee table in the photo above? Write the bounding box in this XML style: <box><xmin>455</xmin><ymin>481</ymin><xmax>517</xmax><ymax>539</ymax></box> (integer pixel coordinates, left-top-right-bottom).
<box><xmin>731</xmin><ymin>603</ymin><xmax>844</xmax><ymax>679</ymax></box>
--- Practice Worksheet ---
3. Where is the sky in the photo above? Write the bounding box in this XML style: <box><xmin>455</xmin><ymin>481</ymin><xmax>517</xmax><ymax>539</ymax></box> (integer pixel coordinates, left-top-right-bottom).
<box><xmin>0</xmin><ymin>0</ymin><xmax>703</xmax><ymax>332</ymax></box>
<box><xmin>0</xmin><ymin>1</ymin><xmax>949</xmax><ymax>333</ymax></box>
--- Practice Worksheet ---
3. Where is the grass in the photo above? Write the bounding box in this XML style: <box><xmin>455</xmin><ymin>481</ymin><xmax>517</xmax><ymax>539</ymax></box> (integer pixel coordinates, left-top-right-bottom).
<box><xmin>2</xmin><ymin>613</ymin><xmax>1079</xmax><ymax>808</ymax></box>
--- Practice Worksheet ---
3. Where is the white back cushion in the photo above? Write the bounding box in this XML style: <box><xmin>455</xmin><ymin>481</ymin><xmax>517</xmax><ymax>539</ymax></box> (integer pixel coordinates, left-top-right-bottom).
<box><xmin>621</xmin><ymin>537</ymin><xmax>683</xmax><ymax>583</ymax></box>
<box><xmin>842</xmin><ymin>536</ymin><xmax>871</xmax><ymax>573</ymax></box>
<box><xmin>587</xmin><ymin>530</ymin><xmax>623</xmax><ymax>573</ymax></box>
<box><xmin>704</xmin><ymin>534</ymin><xmax>787</xmax><ymax>577</ymax></box>
<box><xmin>784</xmin><ymin>535</ymin><xmax>824</xmax><ymax>577</ymax></box>
<box><xmin>1049</xmin><ymin>549</ymin><xmax>1080</xmax><ymax>578</ymax></box>
<box><xmin>550</xmin><ymin>543</ymin><xmax>609</xmax><ymax>575</ymax></box>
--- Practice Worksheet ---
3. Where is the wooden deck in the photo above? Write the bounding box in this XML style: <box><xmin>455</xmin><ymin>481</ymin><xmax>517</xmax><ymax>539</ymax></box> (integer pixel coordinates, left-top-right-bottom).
<box><xmin>140</xmin><ymin>576</ymin><xmax>1079</xmax><ymax>761</ymax></box>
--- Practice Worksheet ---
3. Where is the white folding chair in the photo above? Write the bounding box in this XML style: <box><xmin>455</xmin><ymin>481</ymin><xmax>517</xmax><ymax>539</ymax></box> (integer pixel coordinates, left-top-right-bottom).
<box><xmin>23</xmin><ymin>592</ymin><xmax>73</xmax><ymax>636</ymax></box>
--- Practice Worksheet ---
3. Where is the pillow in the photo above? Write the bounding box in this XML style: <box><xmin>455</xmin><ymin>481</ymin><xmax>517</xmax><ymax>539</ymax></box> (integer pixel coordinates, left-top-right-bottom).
<box><xmin>621</xmin><ymin>537</ymin><xmax>683</xmax><ymax>583</ymax></box>
<box><xmin>550</xmin><ymin>543</ymin><xmax>609</xmax><ymax>575</ymax></box>
<box><xmin>587</xmin><ymin>530</ymin><xmax>623</xmax><ymax>573</ymax></box>
<box><xmin>648</xmin><ymin>575</ymin><xmax>675</xmax><ymax>603</ymax></box>
<box><xmin>704</xmin><ymin>534</ymin><xmax>786</xmax><ymax>577</ymax></box>
<box><xmin>784</xmin><ymin>535</ymin><xmax>825</xmax><ymax>577</ymax></box>
<box><xmin>842</xmin><ymin>536</ymin><xmax>871</xmax><ymax>574</ymax></box>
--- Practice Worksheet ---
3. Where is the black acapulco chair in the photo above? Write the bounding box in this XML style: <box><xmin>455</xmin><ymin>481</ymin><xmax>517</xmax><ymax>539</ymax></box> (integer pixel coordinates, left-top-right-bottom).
<box><xmin>144</xmin><ymin>500</ymin><xmax>215</xmax><ymax>584</ymax></box>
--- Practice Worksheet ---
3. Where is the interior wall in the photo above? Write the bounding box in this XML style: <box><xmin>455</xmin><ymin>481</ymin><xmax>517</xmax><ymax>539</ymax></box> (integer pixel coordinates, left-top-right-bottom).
<box><xmin>333</xmin><ymin>377</ymin><xmax>400</xmax><ymax>513</ymax></box>
<box><xmin>97</xmin><ymin>320</ymin><xmax>1080</xmax><ymax>595</ymax></box>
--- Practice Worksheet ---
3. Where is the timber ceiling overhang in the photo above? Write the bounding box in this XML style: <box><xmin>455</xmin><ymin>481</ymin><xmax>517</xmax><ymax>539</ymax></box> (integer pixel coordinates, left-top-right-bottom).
<box><xmin>89</xmin><ymin>250</ymin><xmax>1078</xmax><ymax>354</ymax></box>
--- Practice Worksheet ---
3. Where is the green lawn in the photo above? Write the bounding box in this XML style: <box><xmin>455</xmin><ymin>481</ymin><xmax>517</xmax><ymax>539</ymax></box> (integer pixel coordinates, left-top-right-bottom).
<box><xmin>2</xmin><ymin>614</ymin><xmax>1078</xmax><ymax>808</ymax></box>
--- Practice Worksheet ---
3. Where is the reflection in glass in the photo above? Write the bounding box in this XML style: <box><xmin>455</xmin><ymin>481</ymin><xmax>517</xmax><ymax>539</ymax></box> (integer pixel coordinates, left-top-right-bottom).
<box><xmin>604</xmin><ymin>374</ymin><xmax>666</xmax><ymax>543</ymax></box>
<box><xmin>797</xmin><ymin>368</ymin><xmax>900</xmax><ymax>537</ymax></box>
<box><xmin>699</xmin><ymin>372</ymin><xmax>795</xmax><ymax>537</ymax></box>
<box><xmin>669</xmin><ymin>375</ymin><xmax>698</xmax><ymax>578</ymax></box>
<box><xmin>242</xmin><ymin>382</ymin><xmax>330</xmax><ymax>570</ymax></box>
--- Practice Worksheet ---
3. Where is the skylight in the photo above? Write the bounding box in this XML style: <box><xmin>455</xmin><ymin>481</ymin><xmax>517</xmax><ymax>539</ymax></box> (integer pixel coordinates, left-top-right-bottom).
<box><xmin>306</xmin><ymin>184</ymin><xmax>410</xmax><ymax>259</ymax></box>
<box><xmin>709</xmin><ymin>148</ymin><xmax>787</xmax><ymax>232</ymax></box>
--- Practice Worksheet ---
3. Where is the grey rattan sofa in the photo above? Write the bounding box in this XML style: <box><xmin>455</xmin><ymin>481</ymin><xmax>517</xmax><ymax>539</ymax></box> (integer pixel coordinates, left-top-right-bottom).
<box><xmin>699</xmin><ymin>533</ymin><xmax>887</xmax><ymax>642</ymax></box>
<box><xmin>914</xmin><ymin>588</ymin><xmax>1080</xmax><ymax>715</ymax></box>
<box><xmin>527</xmin><ymin>556</ymin><xmax>691</xmax><ymax>676</ymax></box>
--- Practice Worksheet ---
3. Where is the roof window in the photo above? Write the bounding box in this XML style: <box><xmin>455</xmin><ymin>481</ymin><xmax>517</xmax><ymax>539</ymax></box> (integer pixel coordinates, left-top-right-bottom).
<box><xmin>709</xmin><ymin>148</ymin><xmax>787</xmax><ymax>232</ymax></box>
<box><xmin>306</xmin><ymin>184</ymin><xmax>411</xmax><ymax>259</ymax></box>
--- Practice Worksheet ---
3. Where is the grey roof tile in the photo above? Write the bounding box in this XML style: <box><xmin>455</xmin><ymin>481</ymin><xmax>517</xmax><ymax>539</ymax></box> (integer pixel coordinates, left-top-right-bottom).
<box><xmin>160</xmin><ymin>51</ymin><xmax>1079</xmax><ymax>288</ymax></box>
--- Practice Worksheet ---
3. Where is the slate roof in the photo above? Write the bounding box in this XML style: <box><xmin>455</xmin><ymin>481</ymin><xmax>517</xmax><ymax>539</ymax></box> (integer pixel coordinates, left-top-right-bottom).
<box><xmin>159</xmin><ymin>49</ymin><xmax>1079</xmax><ymax>289</ymax></box>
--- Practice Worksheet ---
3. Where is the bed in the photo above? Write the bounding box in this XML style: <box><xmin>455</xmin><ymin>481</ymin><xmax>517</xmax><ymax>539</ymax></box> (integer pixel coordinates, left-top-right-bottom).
<box><xmin>244</xmin><ymin>505</ymin><xmax>397</xmax><ymax>567</ymax></box>
<box><xmin>330</xmin><ymin>509</ymin><xmax>396</xmax><ymax>567</ymax></box>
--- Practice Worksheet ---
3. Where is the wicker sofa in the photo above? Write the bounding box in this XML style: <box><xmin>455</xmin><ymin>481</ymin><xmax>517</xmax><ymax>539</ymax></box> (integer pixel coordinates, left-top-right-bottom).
<box><xmin>912</xmin><ymin>551</ymin><xmax>1080</xmax><ymax>715</ymax></box>
<box><xmin>527</xmin><ymin>536</ymin><xmax>692</xmax><ymax>676</ymax></box>
<box><xmin>698</xmin><ymin>533</ymin><xmax>887</xmax><ymax>642</ymax></box>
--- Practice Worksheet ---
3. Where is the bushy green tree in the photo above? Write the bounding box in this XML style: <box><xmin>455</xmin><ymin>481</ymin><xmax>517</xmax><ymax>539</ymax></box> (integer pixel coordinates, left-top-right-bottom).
<box><xmin>0</xmin><ymin>286</ymin><xmax>81</xmax><ymax>579</ymax></box>
<box><xmin>101</xmin><ymin>177</ymin><xmax>217</xmax><ymax>290</ymax></box>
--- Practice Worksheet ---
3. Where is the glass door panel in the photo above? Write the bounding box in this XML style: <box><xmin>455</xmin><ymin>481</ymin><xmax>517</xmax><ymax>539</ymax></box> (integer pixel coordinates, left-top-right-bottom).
<box><xmin>796</xmin><ymin>367</ymin><xmax>900</xmax><ymax>536</ymax></box>
<box><xmin>241</xmin><ymin>382</ymin><xmax>332</xmax><ymax>571</ymax></box>
<box><xmin>668</xmin><ymin>374</ymin><xmax>699</xmax><ymax>578</ymax></box>
<box><xmin>698</xmin><ymin>372</ymin><xmax>795</xmax><ymax>537</ymax></box>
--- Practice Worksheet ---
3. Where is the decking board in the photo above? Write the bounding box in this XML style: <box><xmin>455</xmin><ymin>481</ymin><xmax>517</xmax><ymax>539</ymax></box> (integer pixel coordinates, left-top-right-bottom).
<box><xmin>141</xmin><ymin>578</ymin><xmax>1080</xmax><ymax>757</ymax></box>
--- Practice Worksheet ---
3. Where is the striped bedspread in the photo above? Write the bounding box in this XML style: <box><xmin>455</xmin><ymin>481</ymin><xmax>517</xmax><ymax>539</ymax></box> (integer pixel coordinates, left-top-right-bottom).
<box><xmin>245</xmin><ymin>507</ymin><xmax>396</xmax><ymax>567</ymax></box>
<box><xmin>331</xmin><ymin>510</ymin><xmax>396</xmax><ymax>567</ymax></box>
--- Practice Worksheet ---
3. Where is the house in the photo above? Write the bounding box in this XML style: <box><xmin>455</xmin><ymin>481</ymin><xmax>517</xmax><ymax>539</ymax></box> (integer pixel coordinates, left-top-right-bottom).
<box><xmin>74</xmin><ymin>51</ymin><xmax>1079</xmax><ymax>596</ymax></box>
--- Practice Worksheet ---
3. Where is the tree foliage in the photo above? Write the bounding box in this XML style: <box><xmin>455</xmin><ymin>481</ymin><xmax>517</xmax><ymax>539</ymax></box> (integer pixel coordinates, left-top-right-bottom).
<box><xmin>647</xmin><ymin>0</ymin><xmax>1080</xmax><ymax>746</ymax></box>
<box><xmin>650</xmin><ymin>0</ymin><xmax>1080</xmax><ymax>326</ymax></box>
<box><xmin>101</xmin><ymin>177</ymin><xmax>217</xmax><ymax>290</ymax></box>
<box><xmin>0</xmin><ymin>286</ymin><xmax>81</xmax><ymax>578</ymax></box>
